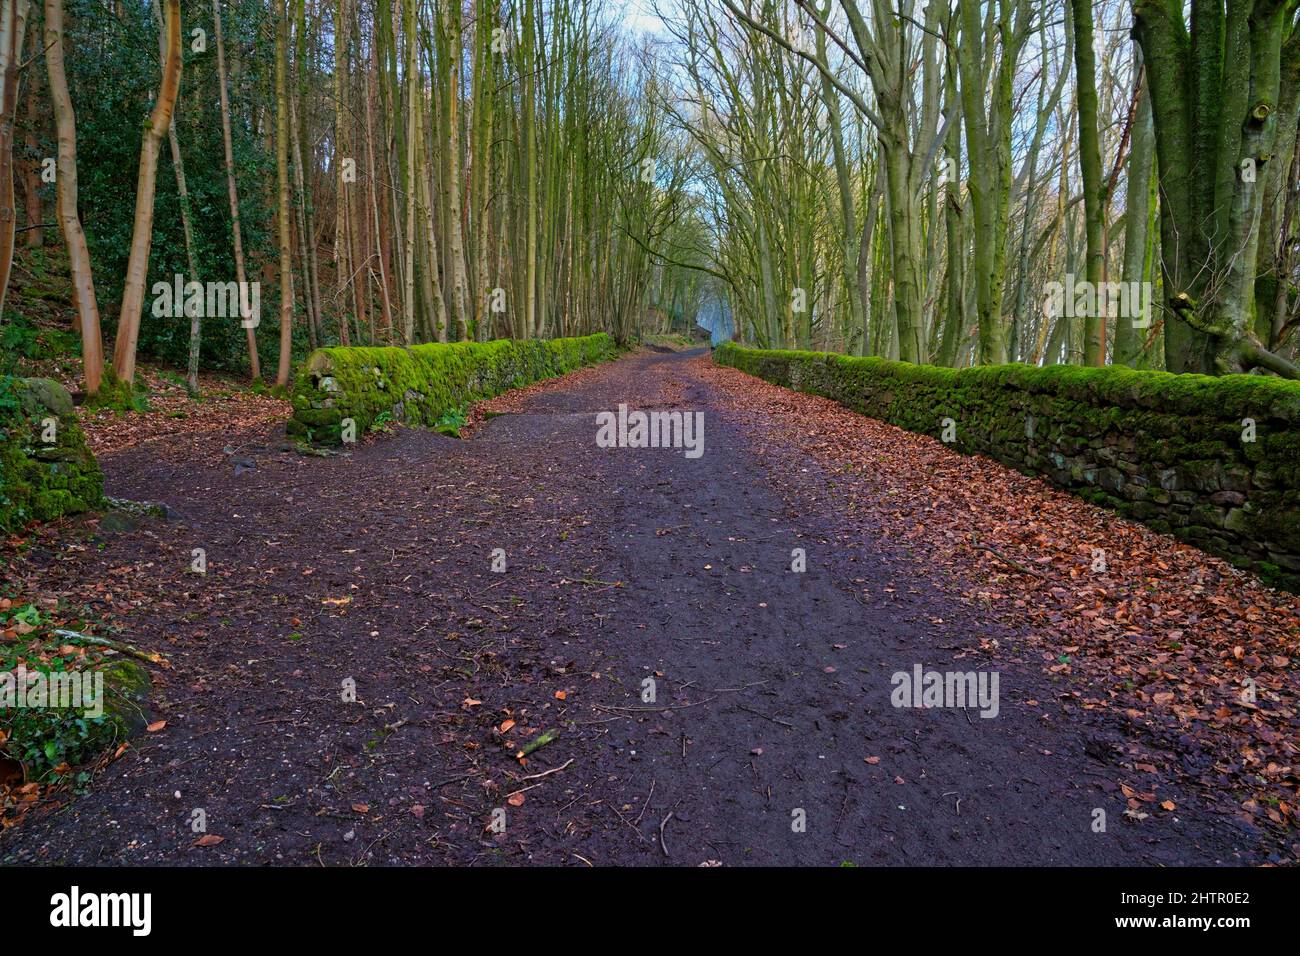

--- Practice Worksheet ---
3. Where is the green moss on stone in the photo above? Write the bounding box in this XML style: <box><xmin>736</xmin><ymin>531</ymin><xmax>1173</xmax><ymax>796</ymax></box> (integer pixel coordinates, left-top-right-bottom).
<box><xmin>291</xmin><ymin>333</ymin><xmax>618</xmax><ymax>445</ymax></box>
<box><xmin>714</xmin><ymin>343</ymin><xmax>1300</xmax><ymax>592</ymax></box>
<box><xmin>1</xmin><ymin>376</ymin><xmax>105</xmax><ymax>533</ymax></box>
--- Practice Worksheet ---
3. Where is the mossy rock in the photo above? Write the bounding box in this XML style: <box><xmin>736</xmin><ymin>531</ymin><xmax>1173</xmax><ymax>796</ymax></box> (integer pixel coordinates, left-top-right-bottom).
<box><xmin>99</xmin><ymin>658</ymin><xmax>153</xmax><ymax>738</ymax></box>
<box><xmin>17</xmin><ymin>378</ymin><xmax>75</xmax><ymax>418</ymax></box>
<box><xmin>295</xmin><ymin>407</ymin><xmax>344</xmax><ymax>428</ymax></box>
<box><xmin>97</xmin><ymin>510</ymin><xmax>142</xmax><ymax>535</ymax></box>
<box><xmin>0</xmin><ymin>376</ymin><xmax>105</xmax><ymax>533</ymax></box>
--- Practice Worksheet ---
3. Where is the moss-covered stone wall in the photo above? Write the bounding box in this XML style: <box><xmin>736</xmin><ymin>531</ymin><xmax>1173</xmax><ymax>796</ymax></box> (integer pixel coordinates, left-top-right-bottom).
<box><xmin>0</xmin><ymin>376</ymin><xmax>104</xmax><ymax>533</ymax></box>
<box><xmin>288</xmin><ymin>333</ymin><xmax>618</xmax><ymax>445</ymax></box>
<box><xmin>715</xmin><ymin>343</ymin><xmax>1300</xmax><ymax>591</ymax></box>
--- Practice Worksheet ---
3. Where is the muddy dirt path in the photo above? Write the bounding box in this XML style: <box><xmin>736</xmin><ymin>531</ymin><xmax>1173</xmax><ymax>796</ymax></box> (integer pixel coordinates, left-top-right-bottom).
<box><xmin>1</xmin><ymin>349</ymin><xmax>1266</xmax><ymax>865</ymax></box>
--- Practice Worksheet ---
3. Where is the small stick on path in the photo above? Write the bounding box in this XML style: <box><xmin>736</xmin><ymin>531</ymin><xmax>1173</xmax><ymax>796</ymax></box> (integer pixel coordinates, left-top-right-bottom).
<box><xmin>969</xmin><ymin>537</ymin><xmax>1049</xmax><ymax>580</ymax></box>
<box><xmin>658</xmin><ymin>799</ymin><xmax>683</xmax><ymax>859</ymax></box>
<box><xmin>735</xmin><ymin>704</ymin><xmax>796</xmax><ymax>729</ymax></box>
<box><xmin>516</xmin><ymin>758</ymin><xmax>574</xmax><ymax>782</ymax></box>
<box><xmin>55</xmin><ymin>629</ymin><xmax>167</xmax><ymax>666</ymax></box>
<box><xmin>590</xmin><ymin>695</ymin><xmax>717</xmax><ymax>715</ymax></box>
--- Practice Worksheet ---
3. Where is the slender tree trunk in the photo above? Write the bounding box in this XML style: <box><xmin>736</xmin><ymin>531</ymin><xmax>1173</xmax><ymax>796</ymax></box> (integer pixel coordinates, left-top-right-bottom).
<box><xmin>0</xmin><ymin>0</ymin><xmax>29</xmax><ymax>318</ymax></box>
<box><xmin>442</xmin><ymin>1</ymin><xmax>470</xmax><ymax>340</ymax></box>
<box><xmin>287</xmin><ymin>0</ymin><xmax>315</xmax><ymax>347</ymax></box>
<box><xmin>274</xmin><ymin>0</ymin><xmax>293</xmax><ymax>386</ymax></box>
<box><xmin>0</xmin><ymin>0</ymin><xmax>29</xmax><ymax>321</ymax></box>
<box><xmin>816</xmin><ymin>8</ymin><xmax>864</xmax><ymax>349</ymax></box>
<box><xmin>362</xmin><ymin>47</ymin><xmax>393</xmax><ymax>340</ymax></box>
<box><xmin>338</xmin><ymin>5</ymin><xmax>369</xmax><ymax>343</ymax></box>
<box><xmin>43</xmin><ymin>0</ymin><xmax>102</xmax><ymax>394</ymax></box>
<box><xmin>213</xmin><ymin>0</ymin><xmax>259</xmax><ymax>380</ymax></box>
<box><xmin>112</xmin><ymin>0</ymin><xmax>181</xmax><ymax>385</ymax></box>
<box><xmin>21</xmin><ymin>62</ymin><xmax>40</xmax><ymax>248</ymax></box>
<box><xmin>523</xmin><ymin>0</ymin><xmax>537</xmax><ymax>337</ymax></box>
<box><xmin>415</xmin><ymin>97</ymin><xmax>448</xmax><ymax>341</ymax></box>
<box><xmin>149</xmin><ymin>0</ymin><xmax>201</xmax><ymax>393</ymax></box>
<box><xmin>936</xmin><ymin>96</ymin><xmax>966</xmax><ymax>367</ymax></box>
<box><xmin>1070</xmin><ymin>0</ymin><xmax>1106</xmax><ymax>365</ymax></box>
<box><xmin>288</xmin><ymin>60</ymin><xmax>320</xmax><ymax>344</ymax></box>
<box><xmin>471</xmin><ymin>0</ymin><xmax>494</xmax><ymax>340</ymax></box>
<box><xmin>1115</xmin><ymin>67</ymin><xmax>1155</xmax><ymax>367</ymax></box>
<box><xmin>880</xmin><ymin>125</ymin><xmax>925</xmax><ymax>362</ymax></box>
<box><xmin>401</xmin><ymin>0</ymin><xmax>416</xmax><ymax>343</ymax></box>
<box><xmin>292</xmin><ymin>0</ymin><xmax>323</xmax><ymax>346</ymax></box>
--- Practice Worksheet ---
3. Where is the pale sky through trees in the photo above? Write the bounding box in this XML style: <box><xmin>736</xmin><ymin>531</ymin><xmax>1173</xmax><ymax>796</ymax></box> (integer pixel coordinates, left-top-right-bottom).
<box><xmin>621</xmin><ymin>0</ymin><xmax>672</xmax><ymax>35</ymax></box>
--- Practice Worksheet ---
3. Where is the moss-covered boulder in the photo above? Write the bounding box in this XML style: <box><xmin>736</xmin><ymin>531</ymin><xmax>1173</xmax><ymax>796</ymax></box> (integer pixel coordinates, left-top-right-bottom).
<box><xmin>0</xmin><ymin>376</ymin><xmax>104</xmax><ymax>533</ymax></box>
<box><xmin>98</xmin><ymin>658</ymin><xmax>153</xmax><ymax>738</ymax></box>
<box><xmin>288</xmin><ymin>333</ymin><xmax>618</xmax><ymax>445</ymax></box>
<box><xmin>715</xmin><ymin>343</ymin><xmax>1300</xmax><ymax>591</ymax></box>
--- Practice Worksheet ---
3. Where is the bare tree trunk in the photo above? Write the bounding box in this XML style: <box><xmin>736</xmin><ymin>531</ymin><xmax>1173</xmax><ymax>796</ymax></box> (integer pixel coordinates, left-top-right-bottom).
<box><xmin>1115</xmin><ymin>66</ymin><xmax>1155</xmax><ymax>367</ymax></box>
<box><xmin>0</xmin><ymin>0</ymin><xmax>30</xmax><ymax>318</ymax></box>
<box><xmin>442</xmin><ymin>0</ymin><xmax>470</xmax><ymax>340</ymax></box>
<box><xmin>112</xmin><ymin>0</ymin><xmax>181</xmax><ymax>385</ymax></box>
<box><xmin>338</xmin><ymin>4</ymin><xmax>369</xmax><ymax>343</ymax></box>
<box><xmin>470</xmin><ymin>0</ymin><xmax>494</xmax><ymax>340</ymax></box>
<box><xmin>522</xmin><ymin>0</ymin><xmax>537</xmax><ymax>337</ymax></box>
<box><xmin>213</xmin><ymin>0</ymin><xmax>259</xmax><ymax>380</ymax></box>
<box><xmin>815</xmin><ymin>4</ymin><xmax>864</xmax><ymax>349</ymax></box>
<box><xmin>936</xmin><ymin>81</ymin><xmax>966</xmax><ymax>368</ymax></box>
<box><xmin>1254</xmin><ymin>29</ymin><xmax>1299</xmax><ymax>348</ymax></box>
<box><xmin>417</xmin><ymin>100</ymin><xmax>448</xmax><ymax>340</ymax></box>
<box><xmin>43</xmin><ymin>0</ymin><xmax>102</xmax><ymax>394</ymax></box>
<box><xmin>1070</xmin><ymin>0</ymin><xmax>1106</xmax><ymax>365</ymax></box>
<box><xmin>148</xmin><ymin>0</ymin><xmax>201</xmax><ymax>393</ymax></box>
<box><xmin>291</xmin><ymin>0</ymin><xmax>323</xmax><ymax>347</ymax></box>
<box><xmin>401</xmin><ymin>0</ymin><xmax>416</xmax><ymax>343</ymax></box>
<box><xmin>20</xmin><ymin>32</ymin><xmax>39</xmax><ymax>248</ymax></box>
<box><xmin>288</xmin><ymin>64</ymin><xmax>321</xmax><ymax>344</ymax></box>
<box><xmin>362</xmin><ymin>46</ymin><xmax>393</xmax><ymax>340</ymax></box>
<box><xmin>274</xmin><ymin>0</ymin><xmax>293</xmax><ymax>386</ymax></box>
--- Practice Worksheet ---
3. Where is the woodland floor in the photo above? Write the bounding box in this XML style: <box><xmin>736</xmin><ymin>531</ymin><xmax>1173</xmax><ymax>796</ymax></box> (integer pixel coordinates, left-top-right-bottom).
<box><xmin>1</xmin><ymin>347</ymin><xmax>1298</xmax><ymax>865</ymax></box>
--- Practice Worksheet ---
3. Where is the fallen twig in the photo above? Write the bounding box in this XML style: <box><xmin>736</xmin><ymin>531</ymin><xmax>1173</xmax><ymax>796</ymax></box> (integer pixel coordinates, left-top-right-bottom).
<box><xmin>516</xmin><ymin>758</ymin><xmax>574</xmax><ymax>782</ymax></box>
<box><xmin>55</xmin><ymin>629</ymin><xmax>167</xmax><ymax>667</ymax></box>
<box><xmin>712</xmin><ymin>680</ymin><xmax>769</xmax><ymax>693</ymax></box>
<box><xmin>969</xmin><ymin>543</ymin><xmax>1050</xmax><ymax>580</ymax></box>
<box><xmin>634</xmin><ymin>779</ymin><xmax>656</xmax><ymax>826</ymax></box>
<box><xmin>660</xmin><ymin>801</ymin><xmax>681</xmax><ymax>858</ymax></box>
<box><xmin>504</xmin><ymin>781</ymin><xmax>547</xmax><ymax>800</ymax></box>
<box><xmin>659</xmin><ymin>811</ymin><xmax>674</xmax><ymax>858</ymax></box>
<box><xmin>431</xmin><ymin>770</ymin><xmax>480</xmax><ymax>789</ymax></box>
<box><xmin>608</xmin><ymin>801</ymin><xmax>651</xmax><ymax>843</ymax></box>
<box><xmin>734</xmin><ymin>704</ymin><xmax>796</xmax><ymax>729</ymax></box>
<box><xmin>590</xmin><ymin>695</ymin><xmax>717</xmax><ymax>715</ymax></box>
